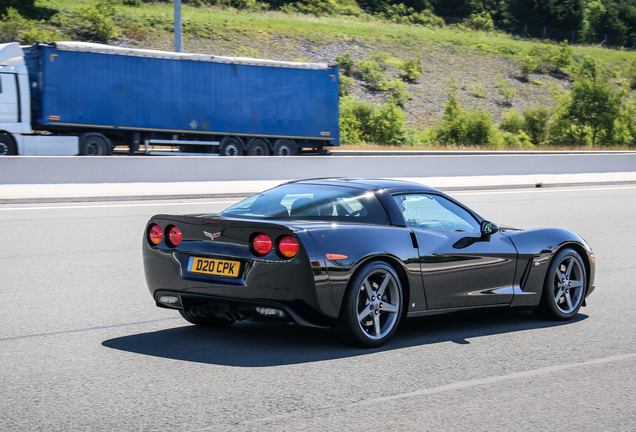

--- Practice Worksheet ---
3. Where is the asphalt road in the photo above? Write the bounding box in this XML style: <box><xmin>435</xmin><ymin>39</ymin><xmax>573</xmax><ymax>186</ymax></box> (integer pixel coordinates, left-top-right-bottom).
<box><xmin>1</xmin><ymin>185</ymin><xmax>635</xmax><ymax>431</ymax></box>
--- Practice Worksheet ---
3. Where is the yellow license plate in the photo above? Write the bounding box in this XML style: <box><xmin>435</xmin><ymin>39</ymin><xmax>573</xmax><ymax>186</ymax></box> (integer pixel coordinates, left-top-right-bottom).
<box><xmin>187</xmin><ymin>257</ymin><xmax>240</xmax><ymax>278</ymax></box>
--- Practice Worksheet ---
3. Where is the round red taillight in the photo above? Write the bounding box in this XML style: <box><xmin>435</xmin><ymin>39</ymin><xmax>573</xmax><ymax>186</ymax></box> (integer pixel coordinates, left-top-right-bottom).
<box><xmin>149</xmin><ymin>224</ymin><xmax>163</xmax><ymax>245</ymax></box>
<box><xmin>278</xmin><ymin>236</ymin><xmax>299</xmax><ymax>258</ymax></box>
<box><xmin>167</xmin><ymin>226</ymin><xmax>182</xmax><ymax>247</ymax></box>
<box><xmin>252</xmin><ymin>233</ymin><xmax>272</xmax><ymax>256</ymax></box>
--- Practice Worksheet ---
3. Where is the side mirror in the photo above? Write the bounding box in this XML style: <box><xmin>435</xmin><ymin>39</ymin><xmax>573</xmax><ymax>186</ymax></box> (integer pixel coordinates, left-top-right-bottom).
<box><xmin>480</xmin><ymin>221</ymin><xmax>499</xmax><ymax>237</ymax></box>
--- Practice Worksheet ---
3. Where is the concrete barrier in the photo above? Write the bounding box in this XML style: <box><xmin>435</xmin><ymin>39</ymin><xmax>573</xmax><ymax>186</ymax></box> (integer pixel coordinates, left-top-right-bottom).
<box><xmin>1</xmin><ymin>152</ymin><xmax>635</xmax><ymax>185</ymax></box>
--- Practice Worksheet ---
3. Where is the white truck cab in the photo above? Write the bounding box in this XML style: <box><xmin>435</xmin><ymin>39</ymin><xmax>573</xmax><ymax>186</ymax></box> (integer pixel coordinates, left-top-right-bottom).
<box><xmin>0</xmin><ymin>42</ymin><xmax>78</xmax><ymax>156</ymax></box>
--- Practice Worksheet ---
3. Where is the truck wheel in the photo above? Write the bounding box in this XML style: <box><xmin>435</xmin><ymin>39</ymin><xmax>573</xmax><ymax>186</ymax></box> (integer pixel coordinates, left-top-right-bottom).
<box><xmin>0</xmin><ymin>133</ymin><xmax>17</xmax><ymax>155</ymax></box>
<box><xmin>247</xmin><ymin>138</ymin><xmax>271</xmax><ymax>156</ymax></box>
<box><xmin>80</xmin><ymin>134</ymin><xmax>109</xmax><ymax>156</ymax></box>
<box><xmin>219</xmin><ymin>137</ymin><xmax>244</xmax><ymax>156</ymax></box>
<box><xmin>274</xmin><ymin>139</ymin><xmax>297</xmax><ymax>156</ymax></box>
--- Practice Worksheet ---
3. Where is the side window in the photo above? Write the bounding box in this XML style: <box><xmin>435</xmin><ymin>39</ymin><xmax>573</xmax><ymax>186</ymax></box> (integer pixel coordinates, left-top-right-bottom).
<box><xmin>0</xmin><ymin>75</ymin><xmax>3</xmax><ymax>93</ymax></box>
<box><xmin>393</xmin><ymin>194</ymin><xmax>481</xmax><ymax>233</ymax></box>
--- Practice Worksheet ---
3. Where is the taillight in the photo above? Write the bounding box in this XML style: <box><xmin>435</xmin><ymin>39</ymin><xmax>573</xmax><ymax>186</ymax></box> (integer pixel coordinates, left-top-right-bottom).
<box><xmin>278</xmin><ymin>236</ymin><xmax>299</xmax><ymax>258</ymax></box>
<box><xmin>252</xmin><ymin>233</ymin><xmax>272</xmax><ymax>255</ymax></box>
<box><xmin>166</xmin><ymin>225</ymin><xmax>182</xmax><ymax>247</ymax></box>
<box><xmin>148</xmin><ymin>224</ymin><xmax>163</xmax><ymax>245</ymax></box>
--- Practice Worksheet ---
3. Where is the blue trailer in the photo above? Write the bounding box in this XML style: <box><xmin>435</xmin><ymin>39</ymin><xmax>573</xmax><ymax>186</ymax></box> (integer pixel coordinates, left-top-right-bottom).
<box><xmin>0</xmin><ymin>41</ymin><xmax>339</xmax><ymax>156</ymax></box>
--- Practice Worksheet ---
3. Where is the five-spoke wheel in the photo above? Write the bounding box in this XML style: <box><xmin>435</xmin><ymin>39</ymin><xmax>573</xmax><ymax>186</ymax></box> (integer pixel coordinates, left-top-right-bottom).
<box><xmin>535</xmin><ymin>248</ymin><xmax>587</xmax><ymax>320</ymax></box>
<box><xmin>336</xmin><ymin>261</ymin><xmax>404</xmax><ymax>347</ymax></box>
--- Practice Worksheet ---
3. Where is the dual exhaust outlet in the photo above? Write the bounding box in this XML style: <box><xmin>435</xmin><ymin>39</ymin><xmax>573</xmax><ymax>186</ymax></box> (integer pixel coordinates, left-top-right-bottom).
<box><xmin>188</xmin><ymin>305</ymin><xmax>245</xmax><ymax>321</ymax></box>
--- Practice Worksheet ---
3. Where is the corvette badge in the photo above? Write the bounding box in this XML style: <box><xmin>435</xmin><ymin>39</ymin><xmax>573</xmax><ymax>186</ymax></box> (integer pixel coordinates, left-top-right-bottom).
<box><xmin>203</xmin><ymin>231</ymin><xmax>221</xmax><ymax>240</ymax></box>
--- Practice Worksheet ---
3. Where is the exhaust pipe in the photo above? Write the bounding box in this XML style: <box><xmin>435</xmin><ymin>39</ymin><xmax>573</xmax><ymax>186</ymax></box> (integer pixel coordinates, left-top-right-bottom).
<box><xmin>225</xmin><ymin>311</ymin><xmax>245</xmax><ymax>321</ymax></box>
<box><xmin>189</xmin><ymin>306</ymin><xmax>212</xmax><ymax>317</ymax></box>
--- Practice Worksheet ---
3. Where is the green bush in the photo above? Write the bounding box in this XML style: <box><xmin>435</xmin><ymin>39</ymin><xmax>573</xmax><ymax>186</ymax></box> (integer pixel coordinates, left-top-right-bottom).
<box><xmin>336</xmin><ymin>51</ymin><xmax>355</xmax><ymax>76</ymax></box>
<box><xmin>367</xmin><ymin>103</ymin><xmax>409</xmax><ymax>145</ymax></box>
<box><xmin>379</xmin><ymin>79</ymin><xmax>410</xmax><ymax>106</ymax></box>
<box><xmin>463</xmin><ymin>110</ymin><xmax>495</xmax><ymax>145</ymax></box>
<box><xmin>411</xmin><ymin>9</ymin><xmax>445</xmax><ymax>28</ymax></box>
<box><xmin>573</xmin><ymin>56</ymin><xmax>601</xmax><ymax>81</ymax></box>
<box><xmin>356</xmin><ymin>58</ymin><xmax>384</xmax><ymax>86</ymax></box>
<box><xmin>54</xmin><ymin>0</ymin><xmax>119</xmax><ymax>42</ymax></box>
<box><xmin>380</xmin><ymin>3</ymin><xmax>412</xmax><ymax>23</ymax></box>
<box><xmin>552</xmin><ymin>41</ymin><xmax>573</xmax><ymax>72</ymax></box>
<box><xmin>499</xmin><ymin>109</ymin><xmax>525</xmax><ymax>133</ymax></box>
<box><xmin>435</xmin><ymin>93</ymin><xmax>496</xmax><ymax>146</ymax></box>
<box><xmin>339</xmin><ymin>72</ymin><xmax>354</xmax><ymax>97</ymax></box>
<box><xmin>0</xmin><ymin>7</ymin><xmax>29</xmax><ymax>42</ymax></box>
<box><xmin>497</xmin><ymin>80</ymin><xmax>516</xmax><ymax>105</ymax></box>
<box><xmin>519</xmin><ymin>41</ymin><xmax>574</xmax><ymax>79</ymax></box>
<box><xmin>435</xmin><ymin>93</ymin><xmax>465</xmax><ymax>145</ymax></box>
<box><xmin>464</xmin><ymin>12</ymin><xmax>494</xmax><ymax>32</ymax></box>
<box><xmin>519</xmin><ymin>54</ymin><xmax>540</xmax><ymax>80</ymax></box>
<box><xmin>0</xmin><ymin>7</ymin><xmax>60</xmax><ymax>43</ymax></box>
<box><xmin>499</xmin><ymin>130</ymin><xmax>534</xmax><ymax>148</ymax></box>
<box><xmin>522</xmin><ymin>106</ymin><xmax>551</xmax><ymax>145</ymax></box>
<box><xmin>379</xmin><ymin>4</ymin><xmax>445</xmax><ymax>27</ymax></box>
<box><xmin>339</xmin><ymin>96</ymin><xmax>409</xmax><ymax>145</ymax></box>
<box><xmin>371</xmin><ymin>52</ymin><xmax>390</xmax><ymax>70</ymax></box>
<box><xmin>20</xmin><ymin>22</ymin><xmax>61</xmax><ymax>44</ymax></box>
<box><xmin>468</xmin><ymin>83</ymin><xmax>487</xmax><ymax>98</ymax></box>
<box><xmin>399</xmin><ymin>58</ymin><xmax>423</xmax><ymax>82</ymax></box>
<box><xmin>550</xmin><ymin>65</ymin><xmax>624</xmax><ymax>147</ymax></box>
<box><xmin>340</xmin><ymin>96</ymin><xmax>373</xmax><ymax>144</ymax></box>
<box><xmin>281</xmin><ymin>0</ymin><xmax>363</xmax><ymax>17</ymax></box>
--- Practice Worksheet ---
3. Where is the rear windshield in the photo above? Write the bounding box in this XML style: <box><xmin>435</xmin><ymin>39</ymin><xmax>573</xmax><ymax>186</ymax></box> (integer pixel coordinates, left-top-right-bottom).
<box><xmin>220</xmin><ymin>184</ymin><xmax>390</xmax><ymax>225</ymax></box>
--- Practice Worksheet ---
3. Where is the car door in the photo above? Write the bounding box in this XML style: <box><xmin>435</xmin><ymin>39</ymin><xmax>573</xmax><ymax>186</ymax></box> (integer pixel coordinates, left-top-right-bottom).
<box><xmin>394</xmin><ymin>194</ymin><xmax>517</xmax><ymax>310</ymax></box>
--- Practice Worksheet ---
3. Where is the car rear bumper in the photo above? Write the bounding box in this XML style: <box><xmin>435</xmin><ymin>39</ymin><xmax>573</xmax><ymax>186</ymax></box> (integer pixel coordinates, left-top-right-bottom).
<box><xmin>154</xmin><ymin>290</ymin><xmax>329</xmax><ymax>328</ymax></box>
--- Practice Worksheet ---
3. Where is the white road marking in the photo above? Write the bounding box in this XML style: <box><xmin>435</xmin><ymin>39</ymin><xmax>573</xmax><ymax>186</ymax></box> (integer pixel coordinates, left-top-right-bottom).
<box><xmin>1</xmin><ymin>185</ymin><xmax>635</xmax><ymax>212</ymax></box>
<box><xmin>451</xmin><ymin>185</ymin><xmax>636</xmax><ymax>196</ymax></box>
<box><xmin>213</xmin><ymin>352</ymin><xmax>636</xmax><ymax>430</ymax></box>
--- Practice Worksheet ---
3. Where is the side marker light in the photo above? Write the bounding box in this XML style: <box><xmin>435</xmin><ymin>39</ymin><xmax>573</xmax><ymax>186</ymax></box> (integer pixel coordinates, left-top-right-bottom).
<box><xmin>326</xmin><ymin>254</ymin><xmax>348</xmax><ymax>261</ymax></box>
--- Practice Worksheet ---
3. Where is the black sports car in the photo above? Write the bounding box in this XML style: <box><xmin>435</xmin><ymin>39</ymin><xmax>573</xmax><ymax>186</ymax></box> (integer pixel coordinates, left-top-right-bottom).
<box><xmin>142</xmin><ymin>178</ymin><xmax>595</xmax><ymax>347</ymax></box>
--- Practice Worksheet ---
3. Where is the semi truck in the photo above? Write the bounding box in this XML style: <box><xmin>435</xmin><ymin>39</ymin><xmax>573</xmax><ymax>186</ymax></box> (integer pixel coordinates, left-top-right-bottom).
<box><xmin>0</xmin><ymin>41</ymin><xmax>340</xmax><ymax>156</ymax></box>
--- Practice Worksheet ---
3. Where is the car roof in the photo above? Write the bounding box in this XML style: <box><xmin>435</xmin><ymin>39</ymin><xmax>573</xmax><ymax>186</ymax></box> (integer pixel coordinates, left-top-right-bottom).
<box><xmin>288</xmin><ymin>178</ymin><xmax>442</xmax><ymax>195</ymax></box>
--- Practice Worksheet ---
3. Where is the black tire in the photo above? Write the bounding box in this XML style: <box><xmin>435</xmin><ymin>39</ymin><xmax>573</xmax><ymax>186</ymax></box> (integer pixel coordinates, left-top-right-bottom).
<box><xmin>334</xmin><ymin>261</ymin><xmax>404</xmax><ymax>348</ymax></box>
<box><xmin>0</xmin><ymin>133</ymin><xmax>17</xmax><ymax>155</ymax></box>
<box><xmin>247</xmin><ymin>138</ymin><xmax>270</xmax><ymax>156</ymax></box>
<box><xmin>273</xmin><ymin>139</ymin><xmax>297</xmax><ymax>156</ymax></box>
<box><xmin>80</xmin><ymin>134</ymin><xmax>109</xmax><ymax>156</ymax></box>
<box><xmin>219</xmin><ymin>137</ymin><xmax>244</xmax><ymax>156</ymax></box>
<box><xmin>179</xmin><ymin>308</ymin><xmax>235</xmax><ymax>328</ymax></box>
<box><xmin>534</xmin><ymin>248</ymin><xmax>587</xmax><ymax>321</ymax></box>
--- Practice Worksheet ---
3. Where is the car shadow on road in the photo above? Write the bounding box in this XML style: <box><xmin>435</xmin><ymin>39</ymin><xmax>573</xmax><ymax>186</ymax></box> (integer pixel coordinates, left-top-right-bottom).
<box><xmin>102</xmin><ymin>309</ymin><xmax>588</xmax><ymax>366</ymax></box>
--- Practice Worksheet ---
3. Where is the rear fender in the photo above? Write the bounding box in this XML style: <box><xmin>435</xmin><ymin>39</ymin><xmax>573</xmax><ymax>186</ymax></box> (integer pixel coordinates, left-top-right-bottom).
<box><xmin>303</xmin><ymin>224</ymin><xmax>423</xmax><ymax>318</ymax></box>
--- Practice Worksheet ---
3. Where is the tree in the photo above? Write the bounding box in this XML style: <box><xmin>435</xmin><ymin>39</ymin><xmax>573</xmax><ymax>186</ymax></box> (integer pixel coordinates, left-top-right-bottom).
<box><xmin>582</xmin><ymin>0</ymin><xmax>629</xmax><ymax>45</ymax></box>
<box><xmin>551</xmin><ymin>58</ymin><xmax>624</xmax><ymax>146</ymax></box>
<box><xmin>507</xmin><ymin>0</ymin><xmax>584</xmax><ymax>30</ymax></box>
